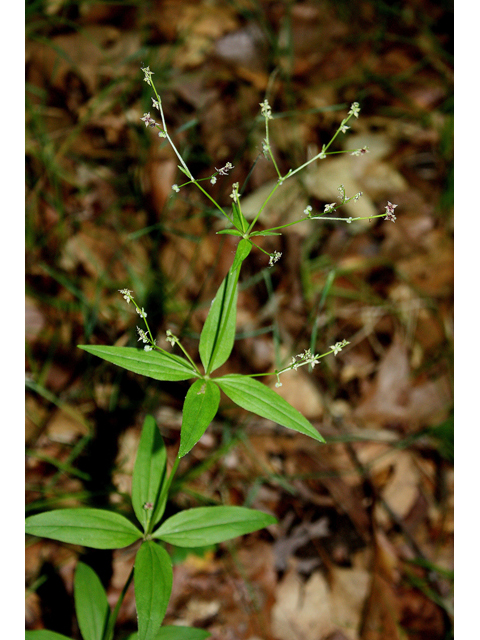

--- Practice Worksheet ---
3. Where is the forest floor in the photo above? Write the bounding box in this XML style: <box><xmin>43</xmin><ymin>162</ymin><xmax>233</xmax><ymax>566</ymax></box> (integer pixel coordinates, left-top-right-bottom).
<box><xmin>26</xmin><ymin>1</ymin><xmax>453</xmax><ymax>639</ymax></box>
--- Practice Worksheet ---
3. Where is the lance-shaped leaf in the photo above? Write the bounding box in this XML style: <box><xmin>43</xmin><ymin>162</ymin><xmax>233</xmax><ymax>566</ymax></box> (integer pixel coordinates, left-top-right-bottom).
<box><xmin>135</xmin><ymin>541</ymin><xmax>173</xmax><ymax>640</ymax></box>
<box><xmin>216</xmin><ymin>375</ymin><xmax>325</xmax><ymax>443</ymax></box>
<box><xmin>198</xmin><ymin>269</ymin><xmax>239</xmax><ymax>375</ymax></box>
<box><xmin>232</xmin><ymin>201</ymin><xmax>248</xmax><ymax>233</ymax></box>
<box><xmin>74</xmin><ymin>562</ymin><xmax>109</xmax><ymax>640</ymax></box>
<box><xmin>132</xmin><ymin>415</ymin><xmax>167</xmax><ymax>532</ymax></box>
<box><xmin>25</xmin><ymin>508</ymin><xmax>142</xmax><ymax>549</ymax></box>
<box><xmin>25</xmin><ymin>632</ymin><xmax>72</xmax><ymax>640</ymax></box>
<box><xmin>78</xmin><ymin>345</ymin><xmax>198</xmax><ymax>382</ymax></box>
<box><xmin>152</xmin><ymin>506</ymin><xmax>277</xmax><ymax>547</ymax></box>
<box><xmin>230</xmin><ymin>238</ymin><xmax>252</xmax><ymax>273</ymax></box>
<box><xmin>125</xmin><ymin>628</ymin><xmax>209</xmax><ymax>640</ymax></box>
<box><xmin>178</xmin><ymin>379</ymin><xmax>221</xmax><ymax>458</ymax></box>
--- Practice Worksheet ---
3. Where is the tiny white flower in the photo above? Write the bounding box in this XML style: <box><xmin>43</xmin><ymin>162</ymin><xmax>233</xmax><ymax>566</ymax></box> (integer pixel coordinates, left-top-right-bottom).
<box><xmin>151</xmin><ymin>97</ymin><xmax>160</xmax><ymax>110</ymax></box>
<box><xmin>210</xmin><ymin>176</ymin><xmax>217</xmax><ymax>185</ymax></box>
<box><xmin>166</xmin><ymin>330</ymin><xmax>177</xmax><ymax>346</ymax></box>
<box><xmin>340</xmin><ymin>123</ymin><xmax>350</xmax><ymax>134</ymax></box>
<box><xmin>140</xmin><ymin>113</ymin><xmax>156</xmax><ymax>127</ymax></box>
<box><xmin>172</xmin><ymin>184</ymin><xmax>180</xmax><ymax>193</ymax></box>
<box><xmin>304</xmin><ymin>205</ymin><xmax>313</xmax><ymax>216</ymax></box>
<box><xmin>136</xmin><ymin>307</ymin><xmax>147</xmax><ymax>319</ymax></box>
<box><xmin>230</xmin><ymin>182</ymin><xmax>239</xmax><ymax>203</ymax></box>
<box><xmin>350</xmin><ymin>146</ymin><xmax>369</xmax><ymax>157</ymax></box>
<box><xmin>141</xmin><ymin>66</ymin><xmax>154</xmax><ymax>86</ymax></box>
<box><xmin>158</xmin><ymin>130</ymin><xmax>167</xmax><ymax>138</ymax></box>
<box><xmin>260</xmin><ymin>99</ymin><xmax>273</xmax><ymax>120</ymax></box>
<box><xmin>324</xmin><ymin>203</ymin><xmax>336</xmax><ymax>214</ymax></box>
<box><xmin>384</xmin><ymin>201</ymin><xmax>398</xmax><ymax>222</ymax></box>
<box><xmin>137</xmin><ymin>327</ymin><xmax>149</xmax><ymax>343</ymax></box>
<box><xmin>348</xmin><ymin>102</ymin><xmax>360</xmax><ymax>118</ymax></box>
<box><xmin>118</xmin><ymin>289</ymin><xmax>133</xmax><ymax>303</ymax></box>
<box><xmin>330</xmin><ymin>339</ymin><xmax>350</xmax><ymax>356</ymax></box>
<box><xmin>269</xmin><ymin>251</ymin><xmax>282</xmax><ymax>267</ymax></box>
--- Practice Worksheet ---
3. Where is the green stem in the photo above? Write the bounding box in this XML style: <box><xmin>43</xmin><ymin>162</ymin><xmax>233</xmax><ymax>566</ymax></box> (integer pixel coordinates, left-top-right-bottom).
<box><xmin>148</xmin><ymin>454</ymin><xmax>181</xmax><ymax>535</ymax></box>
<box><xmin>247</xmin><ymin>180</ymin><xmax>282</xmax><ymax>233</ymax></box>
<box><xmin>104</xmin><ymin>566</ymin><xmax>134</xmax><ymax>640</ymax></box>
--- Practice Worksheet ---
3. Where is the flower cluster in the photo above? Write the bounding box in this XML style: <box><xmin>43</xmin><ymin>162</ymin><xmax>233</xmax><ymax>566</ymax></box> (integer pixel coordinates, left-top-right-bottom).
<box><xmin>275</xmin><ymin>348</ymin><xmax>321</xmax><ymax>387</ymax></box>
<box><xmin>348</xmin><ymin>102</ymin><xmax>361</xmax><ymax>118</ymax></box>
<box><xmin>350</xmin><ymin>146</ymin><xmax>369</xmax><ymax>157</ymax></box>
<box><xmin>166</xmin><ymin>329</ymin><xmax>178</xmax><ymax>346</ymax></box>
<box><xmin>141</xmin><ymin>113</ymin><xmax>156</xmax><ymax>128</ymax></box>
<box><xmin>330</xmin><ymin>339</ymin><xmax>350</xmax><ymax>356</ymax></box>
<box><xmin>118</xmin><ymin>289</ymin><xmax>134</xmax><ymax>304</ymax></box>
<box><xmin>141</xmin><ymin>66</ymin><xmax>154</xmax><ymax>86</ymax></box>
<box><xmin>324</xmin><ymin>203</ymin><xmax>336</xmax><ymax>214</ymax></box>
<box><xmin>269</xmin><ymin>251</ymin><xmax>282</xmax><ymax>267</ymax></box>
<box><xmin>384</xmin><ymin>201</ymin><xmax>398</xmax><ymax>222</ymax></box>
<box><xmin>230</xmin><ymin>182</ymin><xmax>240</xmax><ymax>203</ymax></box>
<box><xmin>215</xmin><ymin>162</ymin><xmax>234</xmax><ymax>176</ymax></box>
<box><xmin>260</xmin><ymin>99</ymin><xmax>273</xmax><ymax>121</ymax></box>
<box><xmin>211</xmin><ymin>162</ymin><xmax>234</xmax><ymax>185</ymax></box>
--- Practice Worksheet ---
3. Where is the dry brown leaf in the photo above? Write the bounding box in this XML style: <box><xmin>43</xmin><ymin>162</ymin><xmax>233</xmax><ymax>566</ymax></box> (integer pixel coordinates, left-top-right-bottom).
<box><xmin>271</xmin><ymin>569</ymin><xmax>335</xmax><ymax>640</ymax></box>
<box><xmin>272</xmin><ymin>370</ymin><xmax>324</xmax><ymax>419</ymax></box>
<box><xmin>355</xmin><ymin>336</ymin><xmax>451</xmax><ymax>428</ymax></box>
<box><xmin>330</xmin><ymin>567</ymin><xmax>371</xmax><ymax>640</ymax></box>
<box><xmin>45</xmin><ymin>408</ymin><xmax>89</xmax><ymax>443</ymax></box>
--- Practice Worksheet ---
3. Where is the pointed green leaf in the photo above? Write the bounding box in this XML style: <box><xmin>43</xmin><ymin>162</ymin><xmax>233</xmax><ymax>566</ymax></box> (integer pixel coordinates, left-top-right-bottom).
<box><xmin>249</xmin><ymin>230</ymin><xmax>282</xmax><ymax>237</ymax></box>
<box><xmin>230</xmin><ymin>238</ymin><xmax>252</xmax><ymax>272</ymax></box>
<box><xmin>152</xmin><ymin>506</ymin><xmax>277</xmax><ymax>547</ymax></box>
<box><xmin>25</xmin><ymin>509</ymin><xmax>142</xmax><ymax>549</ymax></box>
<box><xmin>216</xmin><ymin>375</ymin><xmax>325</xmax><ymax>443</ymax></box>
<box><xmin>232</xmin><ymin>201</ymin><xmax>248</xmax><ymax>232</ymax></box>
<box><xmin>78</xmin><ymin>346</ymin><xmax>197</xmax><ymax>382</ymax></box>
<box><xmin>135</xmin><ymin>541</ymin><xmax>173</xmax><ymax>640</ymax></box>
<box><xmin>124</xmin><ymin>629</ymin><xmax>209</xmax><ymax>640</ymax></box>
<box><xmin>198</xmin><ymin>269</ymin><xmax>239</xmax><ymax>375</ymax></box>
<box><xmin>178</xmin><ymin>380</ymin><xmax>221</xmax><ymax>458</ymax></box>
<box><xmin>74</xmin><ymin>563</ymin><xmax>109</xmax><ymax>640</ymax></box>
<box><xmin>157</xmin><ymin>627</ymin><xmax>211</xmax><ymax>639</ymax></box>
<box><xmin>25</xmin><ymin>632</ymin><xmax>72</xmax><ymax>640</ymax></box>
<box><xmin>216</xmin><ymin>229</ymin><xmax>243</xmax><ymax>236</ymax></box>
<box><xmin>132</xmin><ymin>416</ymin><xmax>167</xmax><ymax>532</ymax></box>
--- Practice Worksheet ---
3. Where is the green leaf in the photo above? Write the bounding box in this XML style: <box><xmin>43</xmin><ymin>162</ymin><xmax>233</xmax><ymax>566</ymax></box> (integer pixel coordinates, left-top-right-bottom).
<box><xmin>152</xmin><ymin>506</ymin><xmax>277</xmax><ymax>547</ymax></box>
<box><xmin>74</xmin><ymin>563</ymin><xmax>109</xmax><ymax>640</ymax></box>
<box><xmin>178</xmin><ymin>380</ymin><xmax>221</xmax><ymax>458</ymax></box>
<box><xmin>230</xmin><ymin>238</ymin><xmax>252</xmax><ymax>272</ymax></box>
<box><xmin>25</xmin><ymin>632</ymin><xmax>72</xmax><ymax>640</ymax></box>
<box><xmin>25</xmin><ymin>509</ymin><xmax>142</xmax><ymax>549</ymax></box>
<box><xmin>198</xmin><ymin>269</ymin><xmax>239</xmax><ymax>375</ymax></box>
<box><xmin>78</xmin><ymin>346</ymin><xmax>197</xmax><ymax>382</ymax></box>
<box><xmin>132</xmin><ymin>415</ymin><xmax>167</xmax><ymax>532</ymax></box>
<box><xmin>135</xmin><ymin>541</ymin><xmax>173</xmax><ymax>640</ymax></box>
<box><xmin>124</xmin><ymin>629</ymin><xmax>209</xmax><ymax>640</ymax></box>
<box><xmin>249</xmin><ymin>230</ymin><xmax>282</xmax><ymax>237</ymax></box>
<box><xmin>232</xmin><ymin>201</ymin><xmax>248</xmax><ymax>232</ymax></box>
<box><xmin>216</xmin><ymin>229</ymin><xmax>243</xmax><ymax>236</ymax></box>
<box><xmin>216</xmin><ymin>375</ymin><xmax>325</xmax><ymax>443</ymax></box>
<box><xmin>157</xmin><ymin>627</ymin><xmax>211</xmax><ymax>639</ymax></box>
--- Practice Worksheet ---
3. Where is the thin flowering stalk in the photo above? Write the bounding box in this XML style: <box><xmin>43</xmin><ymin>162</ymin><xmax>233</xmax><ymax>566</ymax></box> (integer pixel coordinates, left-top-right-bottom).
<box><xmin>164</xmin><ymin>330</ymin><xmax>200</xmax><ymax>374</ymax></box>
<box><xmin>260</xmin><ymin>99</ymin><xmax>282</xmax><ymax>179</ymax></box>
<box><xmin>246</xmin><ymin>178</ymin><xmax>283</xmax><ymax>234</ymax></box>
<box><xmin>282</xmin><ymin>103</ymin><xmax>362</xmax><ymax>181</ymax></box>
<box><xmin>142</xmin><ymin>67</ymin><xmax>237</xmax><ymax>227</ymax></box>
<box><xmin>248</xmin><ymin>340</ymin><xmax>350</xmax><ymax>387</ymax></box>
